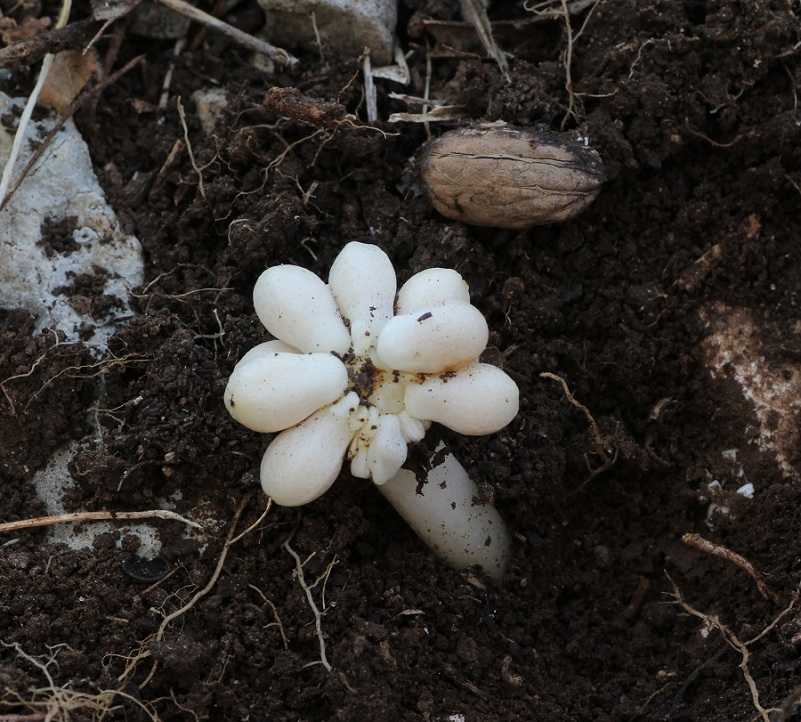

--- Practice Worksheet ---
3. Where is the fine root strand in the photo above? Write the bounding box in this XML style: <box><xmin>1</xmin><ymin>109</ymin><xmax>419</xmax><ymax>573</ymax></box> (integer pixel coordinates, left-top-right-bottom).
<box><xmin>667</xmin><ymin>575</ymin><xmax>801</xmax><ymax>722</ymax></box>
<box><xmin>682</xmin><ymin>533</ymin><xmax>780</xmax><ymax>603</ymax></box>
<box><xmin>540</xmin><ymin>371</ymin><xmax>617</xmax><ymax>492</ymax></box>
<box><xmin>0</xmin><ymin>509</ymin><xmax>201</xmax><ymax>535</ymax></box>
<box><xmin>0</xmin><ymin>641</ymin><xmax>161</xmax><ymax>721</ymax></box>
<box><xmin>283</xmin><ymin>539</ymin><xmax>333</xmax><ymax>672</ymax></box>
<box><xmin>115</xmin><ymin>493</ymin><xmax>271</xmax><ymax>688</ymax></box>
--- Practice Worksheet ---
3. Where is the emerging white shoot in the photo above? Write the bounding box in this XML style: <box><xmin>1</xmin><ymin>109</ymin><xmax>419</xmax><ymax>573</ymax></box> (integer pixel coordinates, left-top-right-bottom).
<box><xmin>225</xmin><ymin>242</ymin><xmax>519</xmax><ymax>577</ymax></box>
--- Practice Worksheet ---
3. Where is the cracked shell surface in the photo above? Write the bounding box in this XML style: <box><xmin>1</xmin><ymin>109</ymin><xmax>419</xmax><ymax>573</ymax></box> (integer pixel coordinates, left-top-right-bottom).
<box><xmin>420</xmin><ymin>125</ymin><xmax>606</xmax><ymax>229</ymax></box>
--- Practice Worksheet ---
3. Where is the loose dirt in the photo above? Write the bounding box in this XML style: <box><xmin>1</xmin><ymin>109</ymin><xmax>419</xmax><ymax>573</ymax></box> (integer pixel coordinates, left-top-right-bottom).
<box><xmin>2</xmin><ymin>1</ymin><xmax>801</xmax><ymax>720</ymax></box>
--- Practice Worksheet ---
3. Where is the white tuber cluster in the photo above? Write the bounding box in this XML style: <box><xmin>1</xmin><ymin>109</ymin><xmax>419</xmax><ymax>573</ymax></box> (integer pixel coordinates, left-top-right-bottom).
<box><xmin>225</xmin><ymin>242</ymin><xmax>519</xmax><ymax>576</ymax></box>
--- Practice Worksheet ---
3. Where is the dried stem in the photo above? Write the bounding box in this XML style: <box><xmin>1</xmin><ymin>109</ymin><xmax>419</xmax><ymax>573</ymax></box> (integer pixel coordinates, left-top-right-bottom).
<box><xmin>682</xmin><ymin>533</ymin><xmax>779</xmax><ymax>603</ymax></box>
<box><xmin>0</xmin><ymin>509</ymin><xmax>201</xmax><ymax>534</ymax></box>
<box><xmin>0</xmin><ymin>0</ymin><xmax>71</xmax><ymax>209</ymax></box>
<box><xmin>152</xmin><ymin>0</ymin><xmax>297</xmax><ymax>66</ymax></box>
<box><xmin>0</xmin><ymin>54</ymin><xmax>143</xmax><ymax>214</ymax></box>
<box><xmin>0</xmin><ymin>20</ymin><xmax>98</xmax><ymax>69</ymax></box>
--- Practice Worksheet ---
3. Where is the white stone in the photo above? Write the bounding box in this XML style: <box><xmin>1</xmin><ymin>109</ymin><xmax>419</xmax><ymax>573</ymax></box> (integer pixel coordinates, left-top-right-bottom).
<box><xmin>32</xmin><ymin>443</ymin><xmax>162</xmax><ymax>554</ymax></box>
<box><xmin>191</xmin><ymin>87</ymin><xmax>228</xmax><ymax>135</ymax></box>
<box><xmin>259</xmin><ymin>0</ymin><xmax>397</xmax><ymax>65</ymax></box>
<box><xmin>0</xmin><ymin>93</ymin><xmax>144</xmax><ymax>350</ymax></box>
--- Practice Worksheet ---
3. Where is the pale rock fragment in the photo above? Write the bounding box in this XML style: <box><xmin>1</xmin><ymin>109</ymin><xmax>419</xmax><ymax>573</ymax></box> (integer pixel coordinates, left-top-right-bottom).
<box><xmin>258</xmin><ymin>0</ymin><xmax>397</xmax><ymax>64</ymax></box>
<box><xmin>0</xmin><ymin>92</ymin><xmax>144</xmax><ymax>349</ymax></box>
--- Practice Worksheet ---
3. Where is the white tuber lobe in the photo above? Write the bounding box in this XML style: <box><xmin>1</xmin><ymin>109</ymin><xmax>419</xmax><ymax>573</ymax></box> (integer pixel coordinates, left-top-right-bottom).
<box><xmin>405</xmin><ymin>362</ymin><xmax>520</xmax><ymax>435</ymax></box>
<box><xmin>367</xmin><ymin>413</ymin><xmax>408</xmax><ymax>484</ymax></box>
<box><xmin>237</xmin><ymin>339</ymin><xmax>300</xmax><ymax>360</ymax></box>
<box><xmin>375</xmin><ymin>301</ymin><xmax>489</xmax><ymax>373</ymax></box>
<box><xmin>253</xmin><ymin>265</ymin><xmax>350</xmax><ymax>354</ymax></box>
<box><xmin>224</xmin><ymin>344</ymin><xmax>348</xmax><ymax>433</ymax></box>
<box><xmin>329</xmin><ymin>241</ymin><xmax>396</xmax><ymax>355</ymax></box>
<box><xmin>260</xmin><ymin>400</ymin><xmax>354</xmax><ymax>506</ymax></box>
<box><xmin>378</xmin><ymin>447</ymin><xmax>511</xmax><ymax>579</ymax></box>
<box><xmin>396</xmin><ymin>268</ymin><xmax>470</xmax><ymax>314</ymax></box>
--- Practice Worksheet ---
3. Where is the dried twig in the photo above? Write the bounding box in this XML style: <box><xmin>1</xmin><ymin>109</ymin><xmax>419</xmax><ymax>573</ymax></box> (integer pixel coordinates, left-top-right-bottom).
<box><xmin>0</xmin><ymin>509</ymin><xmax>201</xmax><ymax>534</ymax></box>
<box><xmin>0</xmin><ymin>0</ymin><xmax>72</xmax><ymax>209</ymax></box>
<box><xmin>152</xmin><ymin>0</ymin><xmax>297</xmax><ymax>65</ymax></box>
<box><xmin>459</xmin><ymin>0</ymin><xmax>509</xmax><ymax>80</ymax></box>
<box><xmin>362</xmin><ymin>52</ymin><xmax>377</xmax><ymax>124</ymax></box>
<box><xmin>0</xmin><ymin>54</ymin><xmax>144</xmax><ymax>214</ymax></box>
<box><xmin>157</xmin><ymin>37</ymin><xmax>186</xmax><ymax>119</ymax></box>
<box><xmin>682</xmin><ymin>533</ymin><xmax>780</xmax><ymax>603</ymax></box>
<box><xmin>0</xmin><ymin>20</ymin><xmax>99</xmax><ymax>69</ymax></box>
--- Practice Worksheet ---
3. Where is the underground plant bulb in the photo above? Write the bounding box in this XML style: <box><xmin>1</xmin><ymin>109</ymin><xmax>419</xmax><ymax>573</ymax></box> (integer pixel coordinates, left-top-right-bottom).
<box><xmin>378</xmin><ymin>445</ymin><xmax>511</xmax><ymax>577</ymax></box>
<box><xmin>224</xmin><ymin>242</ymin><xmax>519</xmax><ymax>576</ymax></box>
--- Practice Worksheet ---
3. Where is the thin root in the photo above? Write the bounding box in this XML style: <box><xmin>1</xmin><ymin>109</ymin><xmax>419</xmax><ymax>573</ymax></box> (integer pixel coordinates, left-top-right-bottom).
<box><xmin>540</xmin><ymin>371</ymin><xmax>617</xmax><ymax>492</ymax></box>
<box><xmin>116</xmin><ymin>494</ymin><xmax>271</xmax><ymax>688</ymax></box>
<box><xmin>0</xmin><ymin>641</ymin><xmax>160</xmax><ymax>721</ymax></box>
<box><xmin>283</xmin><ymin>539</ymin><xmax>333</xmax><ymax>672</ymax></box>
<box><xmin>0</xmin><ymin>509</ymin><xmax>201</xmax><ymax>534</ymax></box>
<box><xmin>682</xmin><ymin>533</ymin><xmax>780</xmax><ymax>603</ymax></box>
<box><xmin>667</xmin><ymin>575</ymin><xmax>801</xmax><ymax>722</ymax></box>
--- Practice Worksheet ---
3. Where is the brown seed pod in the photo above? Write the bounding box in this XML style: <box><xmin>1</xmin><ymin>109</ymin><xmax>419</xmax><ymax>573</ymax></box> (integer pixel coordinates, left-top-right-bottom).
<box><xmin>419</xmin><ymin>124</ymin><xmax>607</xmax><ymax>229</ymax></box>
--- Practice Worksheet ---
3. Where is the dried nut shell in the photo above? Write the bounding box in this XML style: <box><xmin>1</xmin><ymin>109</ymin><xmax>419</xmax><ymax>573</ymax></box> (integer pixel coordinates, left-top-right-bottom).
<box><xmin>420</xmin><ymin>125</ymin><xmax>606</xmax><ymax>229</ymax></box>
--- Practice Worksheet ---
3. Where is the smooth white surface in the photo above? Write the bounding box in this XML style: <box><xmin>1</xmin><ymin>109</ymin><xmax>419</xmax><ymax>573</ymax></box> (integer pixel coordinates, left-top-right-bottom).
<box><xmin>375</xmin><ymin>301</ymin><xmax>489</xmax><ymax>373</ymax></box>
<box><xmin>378</xmin><ymin>447</ymin><xmax>511</xmax><ymax>578</ymax></box>
<box><xmin>253</xmin><ymin>265</ymin><xmax>351</xmax><ymax>354</ymax></box>
<box><xmin>396</xmin><ymin>268</ymin><xmax>470</xmax><ymax>314</ymax></box>
<box><xmin>405</xmin><ymin>362</ymin><xmax>519</xmax><ymax>435</ymax></box>
<box><xmin>224</xmin><ymin>346</ymin><xmax>348</xmax><ymax>433</ymax></box>
<box><xmin>329</xmin><ymin>241</ymin><xmax>395</xmax><ymax>355</ymax></box>
<box><xmin>260</xmin><ymin>403</ymin><xmax>353</xmax><ymax>506</ymax></box>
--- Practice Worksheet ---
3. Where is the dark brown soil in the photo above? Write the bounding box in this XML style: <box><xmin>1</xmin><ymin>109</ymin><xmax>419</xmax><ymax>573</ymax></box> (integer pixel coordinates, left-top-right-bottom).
<box><xmin>2</xmin><ymin>0</ymin><xmax>801</xmax><ymax>720</ymax></box>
